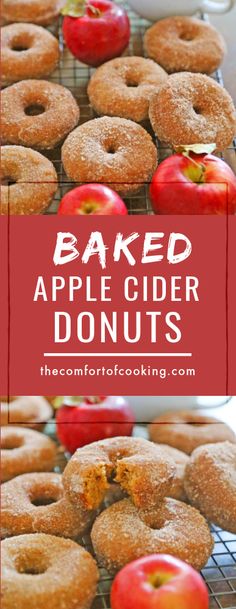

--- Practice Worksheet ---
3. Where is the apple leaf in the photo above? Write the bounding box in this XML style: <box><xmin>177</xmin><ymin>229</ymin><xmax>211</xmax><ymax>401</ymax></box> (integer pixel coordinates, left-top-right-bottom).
<box><xmin>61</xmin><ymin>0</ymin><xmax>86</xmax><ymax>17</ymax></box>
<box><xmin>175</xmin><ymin>143</ymin><xmax>217</xmax><ymax>155</ymax></box>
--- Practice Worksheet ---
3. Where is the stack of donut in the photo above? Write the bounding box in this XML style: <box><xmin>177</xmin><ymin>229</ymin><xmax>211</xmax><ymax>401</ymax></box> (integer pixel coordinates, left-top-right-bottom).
<box><xmin>1</xmin><ymin>11</ymin><xmax>236</xmax><ymax>214</ymax></box>
<box><xmin>1</xmin><ymin>398</ymin><xmax>236</xmax><ymax>608</ymax></box>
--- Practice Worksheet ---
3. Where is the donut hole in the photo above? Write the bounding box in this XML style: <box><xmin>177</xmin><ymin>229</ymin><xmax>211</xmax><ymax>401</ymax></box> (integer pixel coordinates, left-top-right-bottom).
<box><xmin>193</xmin><ymin>105</ymin><xmax>202</xmax><ymax>115</ymax></box>
<box><xmin>11</xmin><ymin>34</ymin><xmax>31</xmax><ymax>52</ymax></box>
<box><xmin>179</xmin><ymin>31</ymin><xmax>195</xmax><ymax>42</ymax></box>
<box><xmin>125</xmin><ymin>78</ymin><xmax>139</xmax><ymax>88</ymax></box>
<box><xmin>30</xmin><ymin>485</ymin><xmax>61</xmax><ymax>507</ymax></box>
<box><xmin>106</xmin><ymin>144</ymin><xmax>117</xmax><ymax>155</ymax></box>
<box><xmin>24</xmin><ymin>104</ymin><xmax>45</xmax><ymax>116</ymax></box>
<box><xmin>12</xmin><ymin>44</ymin><xmax>30</xmax><ymax>52</ymax></box>
<box><xmin>16</xmin><ymin>553</ymin><xmax>48</xmax><ymax>576</ymax></box>
<box><xmin>22</xmin><ymin>566</ymin><xmax>46</xmax><ymax>575</ymax></box>
<box><xmin>31</xmin><ymin>496</ymin><xmax>58</xmax><ymax>506</ymax></box>
<box><xmin>2</xmin><ymin>435</ymin><xmax>23</xmax><ymax>450</ymax></box>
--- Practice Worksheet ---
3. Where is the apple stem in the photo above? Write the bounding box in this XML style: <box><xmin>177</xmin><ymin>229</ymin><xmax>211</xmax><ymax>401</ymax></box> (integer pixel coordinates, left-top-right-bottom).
<box><xmin>87</xmin><ymin>4</ymin><xmax>101</xmax><ymax>16</ymax></box>
<box><xmin>182</xmin><ymin>150</ymin><xmax>206</xmax><ymax>182</ymax></box>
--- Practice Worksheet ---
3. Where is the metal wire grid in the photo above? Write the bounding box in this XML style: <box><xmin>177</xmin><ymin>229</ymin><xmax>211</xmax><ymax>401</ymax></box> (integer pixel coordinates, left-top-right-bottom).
<box><xmin>54</xmin><ymin>437</ymin><xmax>236</xmax><ymax>609</ymax></box>
<box><xmin>42</xmin><ymin>4</ymin><xmax>236</xmax><ymax>214</ymax></box>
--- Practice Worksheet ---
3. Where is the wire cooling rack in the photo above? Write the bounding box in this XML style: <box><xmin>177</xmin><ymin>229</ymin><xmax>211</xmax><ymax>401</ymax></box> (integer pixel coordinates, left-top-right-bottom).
<box><xmin>53</xmin><ymin>432</ymin><xmax>236</xmax><ymax>609</ymax></box>
<box><xmin>42</xmin><ymin>3</ymin><xmax>236</xmax><ymax>214</ymax></box>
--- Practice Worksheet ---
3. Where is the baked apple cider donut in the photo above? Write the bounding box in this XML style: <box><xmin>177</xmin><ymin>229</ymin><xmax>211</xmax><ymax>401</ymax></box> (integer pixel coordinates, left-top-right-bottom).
<box><xmin>149</xmin><ymin>410</ymin><xmax>236</xmax><ymax>455</ymax></box>
<box><xmin>88</xmin><ymin>56</ymin><xmax>167</xmax><ymax>122</ymax></box>
<box><xmin>144</xmin><ymin>16</ymin><xmax>226</xmax><ymax>74</ymax></box>
<box><xmin>1</xmin><ymin>534</ymin><xmax>98</xmax><ymax>609</ymax></box>
<box><xmin>149</xmin><ymin>72</ymin><xmax>236</xmax><ymax>152</ymax></box>
<box><xmin>1</xmin><ymin>23</ymin><xmax>60</xmax><ymax>85</ymax></box>
<box><xmin>157</xmin><ymin>444</ymin><xmax>189</xmax><ymax>501</ymax></box>
<box><xmin>1</xmin><ymin>426</ymin><xmax>56</xmax><ymax>482</ymax></box>
<box><xmin>1</xmin><ymin>472</ymin><xmax>95</xmax><ymax>539</ymax></box>
<box><xmin>1</xmin><ymin>80</ymin><xmax>80</xmax><ymax>149</ymax></box>
<box><xmin>185</xmin><ymin>441</ymin><xmax>236</xmax><ymax>533</ymax></box>
<box><xmin>62</xmin><ymin>436</ymin><xmax>175</xmax><ymax>510</ymax></box>
<box><xmin>62</xmin><ymin>117</ymin><xmax>157</xmax><ymax>194</ymax></box>
<box><xmin>1</xmin><ymin>146</ymin><xmax>57</xmax><ymax>214</ymax></box>
<box><xmin>91</xmin><ymin>497</ymin><xmax>213</xmax><ymax>572</ymax></box>
<box><xmin>1</xmin><ymin>0</ymin><xmax>65</xmax><ymax>25</ymax></box>
<box><xmin>1</xmin><ymin>396</ymin><xmax>53</xmax><ymax>428</ymax></box>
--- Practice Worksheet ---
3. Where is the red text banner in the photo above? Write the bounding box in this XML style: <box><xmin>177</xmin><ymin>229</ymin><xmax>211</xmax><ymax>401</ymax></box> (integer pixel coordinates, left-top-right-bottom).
<box><xmin>0</xmin><ymin>215</ymin><xmax>234</xmax><ymax>395</ymax></box>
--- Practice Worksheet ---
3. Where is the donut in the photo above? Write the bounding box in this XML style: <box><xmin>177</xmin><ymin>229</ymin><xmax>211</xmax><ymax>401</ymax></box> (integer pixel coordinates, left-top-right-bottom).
<box><xmin>144</xmin><ymin>16</ymin><xmax>226</xmax><ymax>74</ymax></box>
<box><xmin>1</xmin><ymin>426</ymin><xmax>56</xmax><ymax>482</ymax></box>
<box><xmin>1</xmin><ymin>24</ymin><xmax>60</xmax><ymax>85</ymax></box>
<box><xmin>1</xmin><ymin>0</ymin><xmax>65</xmax><ymax>25</ymax></box>
<box><xmin>63</xmin><ymin>436</ymin><xmax>175</xmax><ymax>510</ymax></box>
<box><xmin>1</xmin><ymin>533</ymin><xmax>98</xmax><ymax>609</ymax></box>
<box><xmin>149</xmin><ymin>72</ymin><xmax>236</xmax><ymax>152</ymax></box>
<box><xmin>149</xmin><ymin>410</ymin><xmax>236</xmax><ymax>455</ymax></box>
<box><xmin>62</xmin><ymin>117</ymin><xmax>157</xmax><ymax>194</ymax></box>
<box><xmin>91</xmin><ymin>497</ymin><xmax>214</xmax><ymax>572</ymax></box>
<box><xmin>158</xmin><ymin>444</ymin><xmax>189</xmax><ymax>501</ymax></box>
<box><xmin>1</xmin><ymin>472</ymin><xmax>95</xmax><ymax>539</ymax></box>
<box><xmin>184</xmin><ymin>441</ymin><xmax>236</xmax><ymax>533</ymax></box>
<box><xmin>1</xmin><ymin>396</ymin><xmax>53</xmax><ymax>429</ymax></box>
<box><xmin>1</xmin><ymin>146</ymin><xmax>57</xmax><ymax>214</ymax></box>
<box><xmin>88</xmin><ymin>56</ymin><xmax>167</xmax><ymax>122</ymax></box>
<box><xmin>1</xmin><ymin>80</ymin><xmax>80</xmax><ymax>149</ymax></box>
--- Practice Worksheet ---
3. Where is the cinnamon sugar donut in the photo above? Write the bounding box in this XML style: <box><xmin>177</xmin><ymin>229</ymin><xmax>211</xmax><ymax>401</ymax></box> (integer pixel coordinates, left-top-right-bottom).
<box><xmin>144</xmin><ymin>17</ymin><xmax>226</xmax><ymax>74</ymax></box>
<box><xmin>1</xmin><ymin>473</ymin><xmax>95</xmax><ymax>539</ymax></box>
<box><xmin>158</xmin><ymin>445</ymin><xmax>189</xmax><ymax>501</ymax></box>
<box><xmin>1</xmin><ymin>396</ymin><xmax>53</xmax><ymax>429</ymax></box>
<box><xmin>1</xmin><ymin>146</ymin><xmax>57</xmax><ymax>214</ymax></box>
<box><xmin>149</xmin><ymin>410</ymin><xmax>236</xmax><ymax>455</ymax></box>
<box><xmin>185</xmin><ymin>441</ymin><xmax>236</xmax><ymax>533</ymax></box>
<box><xmin>1</xmin><ymin>427</ymin><xmax>56</xmax><ymax>482</ymax></box>
<box><xmin>2</xmin><ymin>534</ymin><xmax>98</xmax><ymax>609</ymax></box>
<box><xmin>149</xmin><ymin>72</ymin><xmax>236</xmax><ymax>152</ymax></box>
<box><xmin>88</xmin><ymin>56</ymin><xmax>167</xmax><ymax>122</ymax></box>
<box><xmin>1</xmin><ymin>24</ymin><xmax>60</xmax><ymax>85</ymax></box>
<box><xmin>1</xmin><ymin>0</ymin><xmax>65</xmax><ymax>25</ymax></box>
<box><xmin>1</xmin><ymin>80</ymin><xmax>80</xmax><ymax>149</ymax></box>
<box><xmin>62</xmin><ymin>117</ymin><xmax>157</xmax><ymax>194</ymax></box>
<box><xmin>63</xmin><ymin>436</ymin><xmax>175</xmax><ymax>510</ymax></box>
<box><xmin>91</xmin><ymin>497</ymin><xmax>213</xmax><ymax>572</ymax></box>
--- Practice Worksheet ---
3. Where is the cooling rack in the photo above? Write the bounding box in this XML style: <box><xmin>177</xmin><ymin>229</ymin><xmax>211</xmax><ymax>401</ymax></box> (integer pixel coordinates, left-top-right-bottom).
<box><xmin>53</xmin><ymin>427</ymin><xmax>236</xmax><ymax>609</ymax></box>
<box><xmin>42</xmin><ymin>3</ymin><xmax>236</xmax><ymax>214</ymax></box>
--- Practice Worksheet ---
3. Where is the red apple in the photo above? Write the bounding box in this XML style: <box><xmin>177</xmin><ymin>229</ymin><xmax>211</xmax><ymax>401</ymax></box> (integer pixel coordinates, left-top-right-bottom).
<box><xmin>56</xmin><ymin>395</ymin><xmax>135</xmax><ymax>452</ymax></box>
<box><xmin>62</xmin><ymin>0</ymin><xmax>130</xmax><ymax>67</ymax></box>
<box><xmin>111</xmin><ymin>554</ymin><xmax>209</xmax><ymax>609</ymax></box>
<box><xmin>57</xmin><ymin>184</ymin><xmax>128</xmax><ymax>215</ymax></box>
<box><xmin>150</xmin><ymin>153</ymin><xmax>236</xmax><ymax>215</ymax></box>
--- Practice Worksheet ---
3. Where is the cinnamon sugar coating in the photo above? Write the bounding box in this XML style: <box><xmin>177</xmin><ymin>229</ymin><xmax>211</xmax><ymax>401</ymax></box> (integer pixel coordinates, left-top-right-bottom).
<box><xmin>149</xmin><ymin>410</ymin><xmax>236</xmax><ymax>455</ymax></box>
<box><xmin>62</xmin><ymin>116</ymin><xmax>157</xmax><ymax>194</ymax></box>
<box><xmin>144</xmin><ymin>16</ymin><xmax>226</xmax><ymax>74</ymax></box>
<box><xmin>1</xmin><ymin>80</ymin><xmax>80</xmax><ymax>149</ymax></box>
<box><xmin>1</xmin><ymin>396</ymin><xmax>53</xmax><ymax>428</ymax></box>
<box><xmin>157</xmin><ymin>444</ymin><xmax>189</xmax><ymax>501</ymax></box>
<box><xmin>1</xmin><ymin>146</ymin><xmax>58</xmax><ymax>215</ymax></box>
<box><xmin>1</xmin><ymin>0</ymin><xmax>65</xmax><ymax>25</ymax></box>
<box><xmin>88</xmin><ymin>56</ymin><xmax>167</xmax><ymax>122</ymax></box>
<box><xmin>91</xmin><ymin>497</ymin><xmax>213</xmax><ymax>572</ymax></box>
<box><xmin>1</xmin><ymin>427</ymin><xmax>57</xmax><ymax>482</ymax></box>
<box><xmin>184</xmin><ymin>441</ymin><xmax>236</xmax><ymax>533</ymax></box>
<box><xmin>1</xmin><ymin>473</ymin><xmax>95</xmax><ymax>539</ymax></box>
<box><xmin>149</xmin><ymin>72</ymin><xmax>236</xmax><ymax>152</ymax></box>
<box><xmin>1</xmin><ymin>533</ymin><xmax>98</xmax><ymax>609</ymax></box>
<box><xmin>1</xmin><ymin>24</ymin><xmax>60</xmax><ymax>85</ymax></box>
<box><xmin>62</xmin><ymin>436</ymin><xmax>175</xmax><ymax>510</ymax></box>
